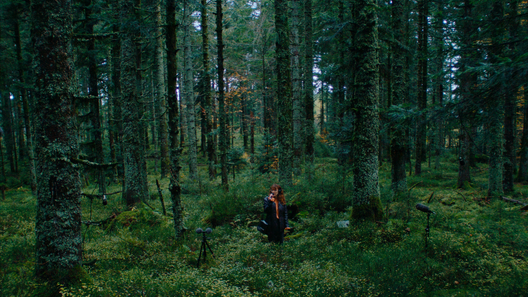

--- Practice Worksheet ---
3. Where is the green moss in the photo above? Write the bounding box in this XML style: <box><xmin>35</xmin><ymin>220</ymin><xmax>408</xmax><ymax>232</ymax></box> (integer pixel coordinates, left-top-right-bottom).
<box><xmin>351</xmin><ymin>195</ymin><xmax>384</xmax><ymax>221</ymax></box>
<box><xmin>34</xmin><ymin>265</ymin><xmax>90</xmax><ymax>297</ymax></box>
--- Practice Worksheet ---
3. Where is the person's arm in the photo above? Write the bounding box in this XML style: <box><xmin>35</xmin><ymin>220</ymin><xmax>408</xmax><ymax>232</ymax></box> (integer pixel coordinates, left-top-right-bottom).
<box><xmin>263</xmin><ymin>195</ymin><xmax>273</xmax><ymax>211</ymax></box>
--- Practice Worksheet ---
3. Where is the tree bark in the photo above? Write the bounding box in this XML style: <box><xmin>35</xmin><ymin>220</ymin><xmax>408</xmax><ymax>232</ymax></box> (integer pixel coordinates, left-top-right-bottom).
<box><xmin>303</xmin><ymin>0</ymin><xmax>315</xmax><ymax>178</ymax></box>
<box><xmin>390</xmin><ymin>0</ymin><xmax>408</xmax><ymax>196</ymax></box>
<box><xmin>414</xmin><ymin>0</ymin><xmax>428</xmax><ymax>176</ymax></box>
<box><xmin>517</xmin><ymin>87</ymin><xmax>528</xmax><ymax>182</ymax></box>
<box><xmin>217</xmin><ymin>0</ymin><xmax>229</xmax><ymax>190</ymax></box>
<box><xmin>351</xmin><ymin>0</ymin><xmax>383</xmax><ymax>221</ymax></box>
<box><xmin>201</xmin><ymin>0</ymin><xmax>216</xmax><ymax>181</ymax></box>
<box><xmin>157</xmin><ymin>0</ymin><xmax>170</xmax><ymax>178</ymax></box>
<box><xmin>32</xmin><ymin>0</ymin><xmax>82</xmax><ymax>279</ymax></box>
<box><xmin>275</xmin><ymin>0</ymin><xmax>293</xmax><ymax>187</ymax></box>
<box><xmin>120</xmin><ymin>0</ymin><xmax>148</xmax><ymax>207</ymax></box>
<box><xmin>291</xmin><ymin>0</ymin><xmax>303</xmax><ymax>176</ymax></box>
<box><xmin>184</xmin><ymin>0</ymin><xmax>198</xmax><ymax>180</ymax></box>
<box><xmin>487</xmin><ymin>1</ymin><xmax>505</xmax><ymax>199</ymax></box>
<box><xmin>167</xmin><ymin>0</ymin><xmax>184</xmax><ymax>238</ymax></box>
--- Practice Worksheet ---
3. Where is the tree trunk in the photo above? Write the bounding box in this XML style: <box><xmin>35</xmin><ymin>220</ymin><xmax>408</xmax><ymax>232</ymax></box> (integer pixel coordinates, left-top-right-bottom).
<box><xmin>291</xmin><ymin>0</ymin><xmax>303</xmax><ymax>177</ymax></box>
<box><xmin>120</xmin><ymin>0</ymin><xmax>148</xmax><ymax>207</ymax></box>
<box><xmin>390</xmin><ymin>0</ymin><xmax>408</xmax><ymax>196</ymax></box>
<box><xmin>32</xmin><ymin>0</ymin><xmax>82</xmax><ymax>280</ymax></box>
<box><xmin>503</xmin><ymin>89</ymin><xmax>515</xmax><ymax>192</ymax></box>
<box><xmin>457</xmin><ymin>128</ymin><xmax>471</xmax><ymax>188</ymax></box>
<box><xmin>110</xmin><ymin>2</ymin><xmax>122</xmax><ymax>182</ymax></box>
<box><xmin>303</xmin><ymin>0</ymin><xmax>315</xmax><ymax>178</ymax></box>
<box><xmin>184</xmin><ymin>0</ymin><xmax>198</xmax><ymax>180</ymax></box>
<box><xmin>455</xmin><ymin>0</ymin><xmax>475</xmax><ymax>188</ymax></box>
<box><xmin>414</xmin><ymin>0</ymin><xmax>428</xmax><ymax>176</ymax></box>
<box><xmin>217</xmin><ymin>0</ymin><xmax>228</xmax><ymax>190</ymax></box>
<box><xmin>517</xmin><ymin>87</ymin><xmax>528</xmax><ymax>182</ymax></box>
<box><xmin>433</xmin><ymin>1</ymin><xmax>444</xmax><ymax>171</ymax></box>
<box><xmin>157</xmin><ymin>0</ymin><xmax>169</xmax><ymax>178</ymax></box>
<box><xmin>166</xmin><ymin>0</ymin><xmax>184</xmax><ymax>238</ymax></box>
<box><xmin>201</xmin><ymin>0</ymin><xmax>215</xmax><ymax>181</ymax></box>
<box><xmin>12</xmin><ymin>6</ymin><xmax>27</xmax><ymax>161</ymax></box>
<box><xmin>351</xmin><ymin>0</ymin><xmax>383</xmax><ymax>221</ymax></box>
<box><xmin>275</xmin><ymin>0</ymin><xmax>293</xmax><ymax>187</ymax></box>
<box><xmin>487</xmin><ymin>1</ymin><xmax>505</xmax><ymax>199</ymax></box>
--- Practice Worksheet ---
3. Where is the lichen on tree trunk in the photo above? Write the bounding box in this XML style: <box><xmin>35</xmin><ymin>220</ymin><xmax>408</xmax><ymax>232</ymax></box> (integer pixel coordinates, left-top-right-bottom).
<box><xmin>32</xmin><ymin>0</ymin><xmax>83</xmax><ymax>281</ymax></box>
<box><xmin>350</xmin><ymin>0</ymin><xmax>384</xmax><ymax>222</ymax></box>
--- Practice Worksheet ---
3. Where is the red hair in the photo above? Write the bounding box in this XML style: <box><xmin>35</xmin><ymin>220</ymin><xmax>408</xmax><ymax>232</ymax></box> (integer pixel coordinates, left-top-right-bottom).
<box><xmin>269</xmin><ymin>184</ymin><xmax>285</xmax><ymax>204</ymax></box>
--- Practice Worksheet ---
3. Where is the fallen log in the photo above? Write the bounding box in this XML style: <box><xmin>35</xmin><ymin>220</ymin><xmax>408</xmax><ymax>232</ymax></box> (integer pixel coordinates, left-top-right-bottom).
<box><xmin>501</xmin><ymin>196</ymin><xmax>528</xmax><ymax>210</ymax></box>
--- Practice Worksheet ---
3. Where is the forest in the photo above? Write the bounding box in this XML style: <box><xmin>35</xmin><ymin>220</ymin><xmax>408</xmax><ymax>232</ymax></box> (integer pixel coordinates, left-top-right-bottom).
<box><xmin>1</xmin><ymin>0</ymin><xmax>528</xmax><ymax>295</ymax></box>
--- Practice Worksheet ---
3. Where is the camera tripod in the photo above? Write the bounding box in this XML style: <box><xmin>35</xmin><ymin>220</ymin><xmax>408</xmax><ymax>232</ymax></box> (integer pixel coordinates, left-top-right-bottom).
<box><xmin>196</xmin><ymin>229</ymin><xmax>215</xmax><ymax>268</ymax></box>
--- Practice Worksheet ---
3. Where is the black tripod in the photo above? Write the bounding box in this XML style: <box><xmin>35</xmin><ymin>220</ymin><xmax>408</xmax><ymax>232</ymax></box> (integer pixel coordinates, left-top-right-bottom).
<box><xmin>196</xmin><ymin>228</ymin><xmax>215</xmax><ymax>268</ymax></box>
<box><xmin>415</xmin><ymin>203</ymin><xmax>434</xmax><ymax>251</ymax></box>
<box><xmin>424</xmin><ymin>212</ymin><xmax>431</xmax><ymax>249</ymax></box>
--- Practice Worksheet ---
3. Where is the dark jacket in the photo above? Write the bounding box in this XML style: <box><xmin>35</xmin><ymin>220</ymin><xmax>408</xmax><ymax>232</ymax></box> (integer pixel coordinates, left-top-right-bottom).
<box><xmin>263</xmin><ymin>196</ymin><xmax>289</xmax><ymax>243</ymax></box>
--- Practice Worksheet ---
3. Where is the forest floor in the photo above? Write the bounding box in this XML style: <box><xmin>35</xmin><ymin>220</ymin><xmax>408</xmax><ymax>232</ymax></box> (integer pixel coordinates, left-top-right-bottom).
<box><xmin>1</xmin><ymin>154</ymin><xmax>528</xmax><ymax>296</ymax></box>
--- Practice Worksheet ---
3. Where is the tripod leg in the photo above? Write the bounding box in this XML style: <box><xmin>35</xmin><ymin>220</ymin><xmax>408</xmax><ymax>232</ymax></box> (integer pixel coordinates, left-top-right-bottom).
<box><xmin>205</xmin><ymin>240</ymin><xmax>215</xmax><ymax>258</ymax></box>
<box><xmin>203</xmin><ymin>240</ymin><xmax>207</xmax><ymax>262</ymax></box>
<box><xmin>197</xmin><ymin>243</ymin><xmax>204</xmax><ymax>268</ymax></box>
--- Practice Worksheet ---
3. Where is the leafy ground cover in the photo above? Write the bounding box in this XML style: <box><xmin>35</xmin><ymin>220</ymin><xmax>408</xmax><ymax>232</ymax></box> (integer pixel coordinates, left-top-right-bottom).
<box><xmin>1</xmin><ymin>155</ymin><xmax>527</xmax><ymax>296</ymax></box>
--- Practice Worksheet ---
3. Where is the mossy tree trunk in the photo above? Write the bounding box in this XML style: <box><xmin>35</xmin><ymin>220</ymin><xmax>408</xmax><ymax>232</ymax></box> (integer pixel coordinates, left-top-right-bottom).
<box><xmin>32</xmin><ymin>0</ymin><xmax>82</xmax><ymax>279</ymax></box>
<box><xmin>217</xmin><ymin>0</ymin><xmax>229</xmax><ymax>190</ymax></box>
<box><xmin>157</xmin><ymin>0</ymin><xmax>169</xmax><ymax>178</ymax></box>
<box><xmin>455</xmin><ymin>0</ymin><xmax>476</xmax><ymax>189</ymax></box>
<box><xmin>457</xmin><ymin>128</ymin><xmax>471</xmax><ymax>188</ymax></box>
<box><xmin>432</xmin><ymin>1</ymin><xmax>445</xmax><ymax>171</ymax></box>
<box><xmin>414</xmin><ymin>0</ymin><xmax>428</xmax><ymax>176</ymax></box>
<box><xmin>201</xmin><ymin>0</ymin><xmax>216</xmax><ymax>181</ymax></box>
<box><xmin>291</xmin><ymin>0</ymin><xmax>303</xmax><ymax>177</ymax></box>
<box><xmin>275</xmin><ymin>0</ymin><xmax>293</xmax><ymax>187</ymax></box>
<box><xmin>503</xmin><ymin>92</ymin><xmax>515</xmax><ymax>192</ymax></box>
<box><xmin>390</xmin><ymin>0</ymin><xmax>408</xmax><ymax>196</ymax></box>
<box><xmin>517</xmin><ymin>87</ymin><xmax>528</xmax><ymax>182</ymax></box>
<box><xmin>167</xmin><ymin>0</ymin><xmax>184</xmax><ymax>237</ymax></box>
<box><xmin>184</xmin><ymin>0</ymin><xmax>198</xmax><ymax>181</ymax></box>
<box><xmin>120</xmin><ymin>0</ymin><xmax>148</xmax><ymax>207</ymax></box>
<box><xmin>487</xmin><ymin>1</ymin><xmax>505</xmax><ymax>199</ymax></box>
<box><xmin>110</xmin><ymin>0</ymin><xmax>122</xmax><ymax>182</ymax></box>
<box><xmin>351</xmin><ymin>0</ymin><xmax>383</xmax><ymax>222</ymax></box>
<box><xmin>303</xmin><ymin>0</ymin><xmax>315</xmax><ymax>179</ymax></box>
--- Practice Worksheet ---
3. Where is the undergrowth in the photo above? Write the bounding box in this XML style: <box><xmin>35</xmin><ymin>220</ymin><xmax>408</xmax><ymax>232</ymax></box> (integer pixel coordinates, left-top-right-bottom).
<box><xmin>0</xmin><ymin>154</ymin><xmax>527</xmax><ymax>296</ymax></box>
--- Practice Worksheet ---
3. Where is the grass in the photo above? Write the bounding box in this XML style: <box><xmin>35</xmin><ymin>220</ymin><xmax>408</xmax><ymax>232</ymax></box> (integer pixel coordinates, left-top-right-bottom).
<box><xmin>1</xmin><ymin>153</ymin><xmax>527</xmax><ymax>296</ymax></box>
